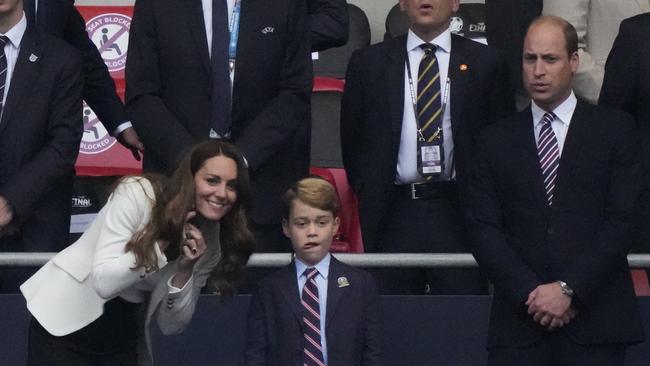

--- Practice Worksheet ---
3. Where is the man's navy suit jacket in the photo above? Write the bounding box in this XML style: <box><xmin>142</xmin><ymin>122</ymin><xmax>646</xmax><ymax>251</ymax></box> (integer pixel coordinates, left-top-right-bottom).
<box><xmin>466</xmin><ymin>100</ymin><xmax>644</xmax><ymax>348</ymax></box>
<box><xmin>340</xmin><ymin>33</ymin><xmax>515</xmax><ymax>251</ymax></box>
<box><xmin>0</xmin><ymin>26</ymin><xmax>82</xmax><ymax>254</ymax></box>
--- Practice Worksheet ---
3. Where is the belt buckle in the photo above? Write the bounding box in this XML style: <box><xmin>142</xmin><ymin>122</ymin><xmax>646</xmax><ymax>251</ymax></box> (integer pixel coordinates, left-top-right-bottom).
<box><xmin>410</xmin><ymin>182</ymin><xmax>422</xmax><ymax>200</ymax></box>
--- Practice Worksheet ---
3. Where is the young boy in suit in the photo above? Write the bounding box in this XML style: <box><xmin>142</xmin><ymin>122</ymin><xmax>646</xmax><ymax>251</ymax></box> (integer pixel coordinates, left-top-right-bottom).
<box><xmin>245</xmin><ymin>177</ymin><xmax>382</xmax><ymax>366</ymax></box>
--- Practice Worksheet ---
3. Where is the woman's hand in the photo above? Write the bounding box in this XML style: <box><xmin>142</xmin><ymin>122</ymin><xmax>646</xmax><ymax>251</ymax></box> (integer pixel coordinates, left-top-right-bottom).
<box><xmin>172</xmin><ymin>211</ymin><xmax>206</xmax><ymax>288</ymax></box>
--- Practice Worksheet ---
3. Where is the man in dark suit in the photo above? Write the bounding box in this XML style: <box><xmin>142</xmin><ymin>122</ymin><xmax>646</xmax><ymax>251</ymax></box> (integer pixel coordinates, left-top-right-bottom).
<box><xmin>485</xmin><ymin>0</ymin><xmax>542</xmax><ymax>109</ymax></box>
<box><xmin>340</xmin><ymin>0</ymin><xmax>515</xmax><ymax>294</ymax></box>
<box><xmin>466</xmin><ymin>16</ymin><xmax>644</xmax><ymax>365</ymax></box>
<box><xmin>309</xmin><ymin>0</ymin><xmax>349</xmax><ymax>52</ymax></box>
<box><xmin>125</xmin><ymin>0</ymin><xmax>312</xmax><ymax>251</ymax></box>
<box><xmin>0</xmin><ymin>0</ymin><xmax>83</xmax><ymax>291</ymax></box>
<box><xmin>23</xmin><ymin>0</ymin><xmax>143</xmax><ymax>159</ymax></box>
<box><xmin>600</xmin><ymin>12</ymin><xmax>650</xmax><ymax>277</ymax></box>
<box><xmin>245</xmin><ymin>177</ymin><xmax>382</xmax><ymax>365</ymax></box>
<box><xmin>600</xmin><ymin>13</ymin><xmax>650</xmax><ymax>131</ymax></box>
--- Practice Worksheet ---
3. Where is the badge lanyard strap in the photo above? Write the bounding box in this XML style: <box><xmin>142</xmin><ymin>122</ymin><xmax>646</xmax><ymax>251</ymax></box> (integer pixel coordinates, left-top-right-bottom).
<box><xmin>228</xmin><ymin>0</ymin><xmax>241</xmax><ymax>73</ymax></box>
<box><xmin>405</xmin><ymin>56</ymin><xmax>450</xmax><ymax>142</ymax></box>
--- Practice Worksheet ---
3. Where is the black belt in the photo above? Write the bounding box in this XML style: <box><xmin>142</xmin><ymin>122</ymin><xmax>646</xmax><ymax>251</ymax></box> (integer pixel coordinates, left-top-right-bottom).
<box><xmin>395</xmin><ymin>180</ymin><xmax>458</xmax><ymax>200</ymax></box>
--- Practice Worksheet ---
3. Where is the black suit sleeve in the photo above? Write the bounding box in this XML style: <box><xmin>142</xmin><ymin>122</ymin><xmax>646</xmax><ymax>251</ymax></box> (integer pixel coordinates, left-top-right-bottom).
<box><xmin>1</xmin><ymin>52</ymin><xmax>83</xmax><ymax>222</ymax></box>
<box><xmin>487</xmin><ymin>52</ymin><xmax>516</xmax><ymax>123</ymax></box>
<box><xmin>125</xmin><ymin>0</ymin><xmax>194</xmax><ymax>168</ymax></box>
<box><xmin>63</xmin><ymin>2</ymin><xmax>128</xmax><ymax>133</ymax></box>
<box><xmin>361</xmin><ymin>271</ymin><xmax>382</xmax><ymax>366</ymax></box>
<box><xmin>464</xmin><ymin>132</ymin><xmax>541</xmax><ymax>307</ymax></box>
<box><xmin>560</xmin><ymin>115</ymin><xmax>641</xmax><ymax>299</ymax></box>
<box><xmin>308</xmin><ymin>0</ymin><xmax>349</xmax><ymax>52</ymax></box>
<box><xmin>233</xmin><ymin>0</ymin><xmax>313</xmax><ymax>171</ymax></box>
<box><xmin>340</xmin><ymin>50</ymin><xmax>365</xmax><ymax>193</ymax></box>
<box><xmin>244</xmin><ymin>285</ymin><xmax>268</xmax><ymax>366</ymax></box>
<box><xmin>599</xmin><ymin>19</ymin><xmax>637</xmax><ymax>117</ymax></box>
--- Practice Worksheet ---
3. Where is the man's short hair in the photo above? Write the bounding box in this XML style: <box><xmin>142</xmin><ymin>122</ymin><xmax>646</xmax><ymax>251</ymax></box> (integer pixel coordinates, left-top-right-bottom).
<box><xmin>529</xmin><ymin>15</ymin><xmax>579</xmax><ymax>56</ymax></box>
<box><xmin>282</xmin><ymin>177</ymin><xmax>339</xmax><ymax>219</ymax></box>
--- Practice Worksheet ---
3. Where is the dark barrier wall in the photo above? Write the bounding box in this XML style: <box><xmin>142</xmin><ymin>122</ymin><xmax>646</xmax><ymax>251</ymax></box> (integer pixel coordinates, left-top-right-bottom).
<box><xmin>3</xmin><ymin>295</ymin><xmax>650</xmax><ymax>365</ymax></box>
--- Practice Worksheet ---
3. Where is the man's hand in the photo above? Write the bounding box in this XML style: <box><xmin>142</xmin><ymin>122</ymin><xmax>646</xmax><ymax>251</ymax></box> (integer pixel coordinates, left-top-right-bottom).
<box><xmin>0</xmin><ymin>196</ymin><xmax>13</xmax><ymax>229</ymax></box>
<box><xmin>526</xmin><ymin>282</ymin><xmax>574</xmax><ymax>329</ymax></box>
<box><xmin>117</xmin><ymin>127</ymin><xmax>144</xmax><ymax>161</ymax></box>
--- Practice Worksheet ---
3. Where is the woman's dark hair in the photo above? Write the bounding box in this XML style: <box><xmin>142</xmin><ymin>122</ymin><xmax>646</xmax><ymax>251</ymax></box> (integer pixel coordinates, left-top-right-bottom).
<box><xmin>125</xmin><ymin>140</ymin><xmax>254</xmax><ymax>297</ymax></box>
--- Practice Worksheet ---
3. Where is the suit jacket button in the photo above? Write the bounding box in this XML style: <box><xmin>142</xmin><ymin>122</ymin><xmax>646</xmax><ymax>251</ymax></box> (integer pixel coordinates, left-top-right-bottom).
<box><xmin>547</xmin><ymin>228</ymin><xmax>554</xmax><ymax>235</ymax></box>
<box><xmin>139</xmin><ymin>273</ymin><xmax>146</xmax><ymax>279</ymax></box>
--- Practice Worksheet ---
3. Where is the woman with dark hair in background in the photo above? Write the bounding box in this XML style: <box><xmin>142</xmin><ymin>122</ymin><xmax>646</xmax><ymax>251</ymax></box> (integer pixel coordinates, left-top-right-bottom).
<box><xmin>21</xmin><ymin>140</ymin><xmax>254</xmax><ymax>366</ymax></box>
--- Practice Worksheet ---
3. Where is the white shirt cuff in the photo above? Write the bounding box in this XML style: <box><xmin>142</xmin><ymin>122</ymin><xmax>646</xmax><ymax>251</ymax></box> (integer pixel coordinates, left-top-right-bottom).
<box><xmin>113</xmin><ymin>121</ymin><xmax>133</xmax><ymax>136</ymax></box>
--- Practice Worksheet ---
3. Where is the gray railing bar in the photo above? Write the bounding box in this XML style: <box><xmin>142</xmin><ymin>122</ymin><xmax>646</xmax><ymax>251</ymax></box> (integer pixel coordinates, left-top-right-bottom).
<box><xmin>2</xmin><ymin>253</ymin><xmax>650</xmax><ymax>268</ymax></box>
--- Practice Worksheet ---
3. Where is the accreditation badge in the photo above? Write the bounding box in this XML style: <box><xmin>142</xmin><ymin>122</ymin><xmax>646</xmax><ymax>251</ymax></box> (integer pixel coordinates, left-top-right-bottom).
<box><xmin>417</xmin><ymin>141</ymin><xmax>444</xmax><ymax>177</ymax></box>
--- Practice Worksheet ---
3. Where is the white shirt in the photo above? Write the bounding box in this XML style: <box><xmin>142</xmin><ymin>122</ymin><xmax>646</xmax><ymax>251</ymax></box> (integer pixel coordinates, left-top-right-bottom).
<box><xmin>396</xmin><ymin>29</ymin><xmax>455</xmax><ymax>184</ymax></box>
<box><xmin>295</xmin><ymin>254</ymin><xmax>330</xmax><ymax>365</ymax></box>
<box><xmin>0</xmin><ymin>13</ymin><xmax>26</xmax><ymax>113</ymax></box>
<box><xmin>531</xmin><ymin>92</ymin><xmax>577</xmax><ymax>157</ymax></box>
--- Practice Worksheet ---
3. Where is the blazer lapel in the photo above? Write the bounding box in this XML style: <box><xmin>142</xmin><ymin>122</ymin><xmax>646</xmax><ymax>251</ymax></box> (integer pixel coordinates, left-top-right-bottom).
<box><xmin>0</xmin><ymin>27</ymin><xmax>40</xmax><ymax>132</ymax></box>
<box><xmin>385</xmin><ymin>36</ymin><xmax>407</xmax><ymax>146</ymax></box>
<box><xmin>35</xmin><ymin>0</ymin><xmax>52</xmax><ymax>31</ymax></box>
<box><xmin>553</xmin><ymin>102</ymin><xmax>587</xmax><ymax>208</ymax></box>
<box><xmin>325</xmin><ymin>257</ymin><xmax>346</xmax><ymax>327</ymax></box>
<box><xmin>185</xmin><ymin>0</ymin><xmax>211</xmax><ymax>77</ymax></box>
<box><xmin>448</xmin><ymin>35</ymin><xmax>470</xmax><ymax>136</ymax></box>
<box><xmin>232</xmin><ymin>0</ymin><xmax>254</xmax><ymax>87</ymax></box>
<box><xmin>277</xmin><ymin>263</ymin><xmax>303</xmax><ymax>325</ymax></box>
<box><xmin>513</xmin><ymin>107</ymin><xmax>552</xmax><ymax>213</ymax></box>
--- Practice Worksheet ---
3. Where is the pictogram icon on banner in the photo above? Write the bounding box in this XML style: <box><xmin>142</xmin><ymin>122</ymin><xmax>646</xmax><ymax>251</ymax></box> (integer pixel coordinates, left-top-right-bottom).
<box><xmin>85</xmin><ymin>13</ymin><xmax>131</xmax><ymax>73</ymax></box>
<box><xmin>79</xmin><ymin>103</ymin><xmax>117</xmax><ymax>155</ymax></box>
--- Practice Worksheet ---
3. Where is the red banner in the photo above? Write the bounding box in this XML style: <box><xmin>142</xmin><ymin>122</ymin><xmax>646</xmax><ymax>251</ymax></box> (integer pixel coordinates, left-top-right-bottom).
<box><xmin>74</xmin><ymin>6</ymin><xmax>141</xmax><ymax>176</ymax></box>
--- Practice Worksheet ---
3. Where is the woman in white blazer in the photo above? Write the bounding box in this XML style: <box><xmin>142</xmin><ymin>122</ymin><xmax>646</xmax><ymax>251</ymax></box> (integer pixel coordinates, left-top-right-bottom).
<box><xmin>21</xmin><ymin>140</ymin><xmax>254</xmax><ymax>366</ymax></box>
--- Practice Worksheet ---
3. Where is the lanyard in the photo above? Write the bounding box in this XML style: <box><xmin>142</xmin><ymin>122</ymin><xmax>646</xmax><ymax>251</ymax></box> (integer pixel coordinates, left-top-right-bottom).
<box><xmin>228</xmin><ymin>0</ymin><xmax>241</xmax><ymax>72</ymax></box>
<box><xmin>405</xmin><ymin>53</ymin><xmax>450</xmax><ymax>140</ymax></box>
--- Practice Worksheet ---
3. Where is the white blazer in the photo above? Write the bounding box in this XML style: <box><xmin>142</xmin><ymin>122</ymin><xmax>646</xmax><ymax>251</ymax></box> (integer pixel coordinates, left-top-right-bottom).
<box><xmin>20</xmin><ymin>178</ymin><xmax>222</xmax><ymax>366</ymax></box>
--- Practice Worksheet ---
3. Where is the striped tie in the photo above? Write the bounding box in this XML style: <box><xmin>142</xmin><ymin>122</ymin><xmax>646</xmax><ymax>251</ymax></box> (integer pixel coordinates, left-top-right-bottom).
<box><xmin>537</xmin><ymin>112</ymin><xmax>560</xmax><ymax>205</ymax></box>
<box><xmin>302</xmin><ymin>267</ymin><xmax>325</xmax><ymax>366</ymax></box>
<box><xmin>0</xmin><ymin>36</ymin><xmax>8</xmax><ymax>117</ymax></box>
<box><xmin>417</xmin><ymin>43</ymin><xmax>443</xmax><ymax>143</ymax></box>
<box><xmin>210</xmin><ymin>0</ymin><xmax>232</xmax><ymax>137</ymax></box>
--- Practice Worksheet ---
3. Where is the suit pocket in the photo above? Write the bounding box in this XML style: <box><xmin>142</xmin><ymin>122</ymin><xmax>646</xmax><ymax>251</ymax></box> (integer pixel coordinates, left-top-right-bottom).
<box><xmin>52</xmin><ymin>253</ymin><xmax>91</xmax><ymax>283</ymax></box>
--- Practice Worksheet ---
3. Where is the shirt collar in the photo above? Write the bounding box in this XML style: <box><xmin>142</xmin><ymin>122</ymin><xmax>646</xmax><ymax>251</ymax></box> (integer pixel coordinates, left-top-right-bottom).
<box><xmin>531</xmin><ymin>91</ymin><xmax>577</xmax><ymax>127</ymax></box>
<box><xmin>1</xmin><ymin>13</ymin><xmax>27</xmax><ymax>49</ymax></box>
<box><xmin>406</xmin><ymin>28</ymin><xmax>452</xmax><ymax>54</ymax></box>
<box><xmin>295</xmin><ymin>253</ymin><xmax>331</xmax><ymax>280</ymax></box>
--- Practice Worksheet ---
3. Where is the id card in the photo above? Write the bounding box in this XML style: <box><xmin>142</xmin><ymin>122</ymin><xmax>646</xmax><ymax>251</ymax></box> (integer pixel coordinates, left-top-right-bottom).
<box><xmin>418</xmin><ymin>142</ymin><xmax>444</xmax><ymax>176</ymax></box>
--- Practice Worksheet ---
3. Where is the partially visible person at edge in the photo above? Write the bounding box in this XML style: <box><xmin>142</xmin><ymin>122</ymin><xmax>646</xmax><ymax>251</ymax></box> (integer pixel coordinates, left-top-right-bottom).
<box><xmin>21</xmin><ymin>140</ymin><xmax>254</xmax><ymax>366</ymax></box>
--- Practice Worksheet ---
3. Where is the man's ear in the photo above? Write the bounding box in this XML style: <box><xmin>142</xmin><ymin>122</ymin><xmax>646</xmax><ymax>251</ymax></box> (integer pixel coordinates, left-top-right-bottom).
<box><xmin>570</xmin><ymin>51</ymin><xmax>579</xmax><ymax>74</ymax></box>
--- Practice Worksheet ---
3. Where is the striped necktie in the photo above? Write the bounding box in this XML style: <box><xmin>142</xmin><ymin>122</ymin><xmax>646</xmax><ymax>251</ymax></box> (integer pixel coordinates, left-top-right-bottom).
<box><xmin>537</xmin><ymin>112</ymin><xmax>560</xmax><ymax>205</ymax></box>
<box><xmin>417</xmin><ymin>43</ymin><xmax>443</xmax><ymax>143</ymax></box>
<box><xmin>210</xmin><ymin>0</ymin><xmax>232</xmax><ymax>137</ymax></box>
<box><xmin>0</xmin><ymin>36</ymin><xmax>9</xmax><ymax>117</ymax></box>
<box><xmin>302</xmin><ymin>267</ymin><xmax>325</xmax><ymax>366</ymax></box>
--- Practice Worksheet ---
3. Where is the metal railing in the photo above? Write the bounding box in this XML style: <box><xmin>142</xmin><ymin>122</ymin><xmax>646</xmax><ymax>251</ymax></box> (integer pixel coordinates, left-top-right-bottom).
<box><xmin>2</xmin><ymin>252</ymin><xmax>650</xmax><ymax>268</ymax></box>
